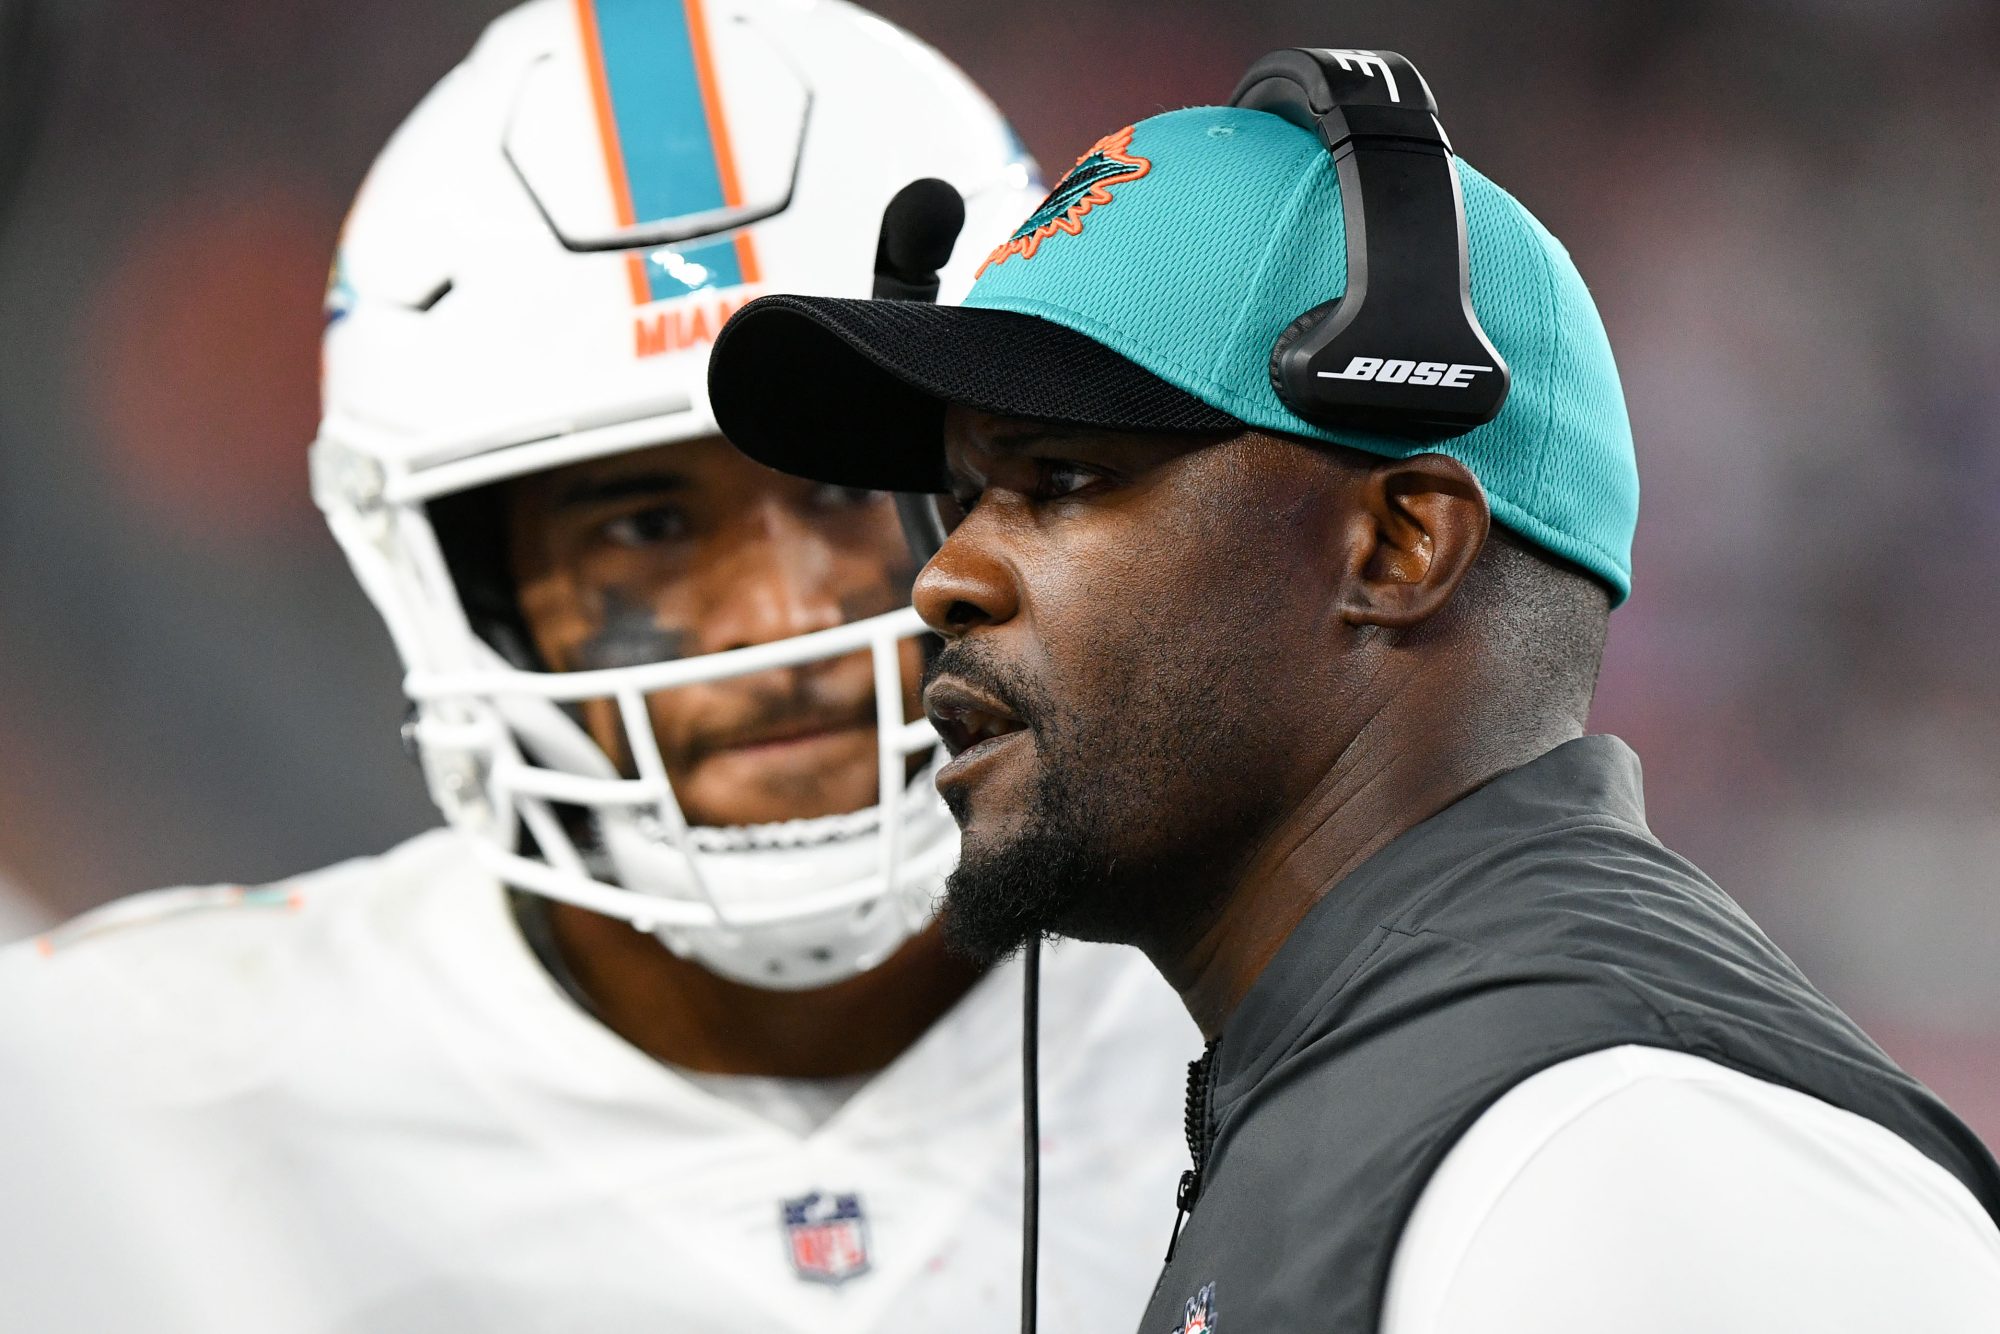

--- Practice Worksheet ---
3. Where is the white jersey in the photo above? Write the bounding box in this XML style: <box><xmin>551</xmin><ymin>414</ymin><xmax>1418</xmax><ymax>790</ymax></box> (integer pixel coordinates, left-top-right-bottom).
<box><xmin>0</xmin><ymin>829</ymin><xmax>1201</xmax><ymax>1334</ymax></box>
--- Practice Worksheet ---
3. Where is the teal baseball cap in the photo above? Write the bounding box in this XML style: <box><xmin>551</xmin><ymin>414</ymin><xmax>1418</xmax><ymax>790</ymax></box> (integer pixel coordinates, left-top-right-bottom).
<box><xmin>708</xmin><ymin>105</ymin><xmax>1639</xmax><ymax>601</ymax></box>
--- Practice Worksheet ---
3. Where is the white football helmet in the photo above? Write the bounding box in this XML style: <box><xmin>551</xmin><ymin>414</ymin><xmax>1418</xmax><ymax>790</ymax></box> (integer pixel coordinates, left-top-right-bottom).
<box><xmin>312</xmin><ymin>0</ymin><xmax>1039</xmax><ymax>989</ymax></box>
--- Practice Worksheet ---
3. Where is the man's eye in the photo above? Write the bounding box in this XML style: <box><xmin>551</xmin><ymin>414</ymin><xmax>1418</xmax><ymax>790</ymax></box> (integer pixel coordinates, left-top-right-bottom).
<box><xmin>601</xmin><ymin>505</ymin><xmax>689</xmax><ymax>547</ymax></box>
<box><xmin>1037</xmin><ymin>461</ymin><xmax>1100</xmax><ymax>499</ymax></box>
<box><xmin>811</xmin><ymin>483</ymin><xmax>884</xmax><ymax>511</ymax></box>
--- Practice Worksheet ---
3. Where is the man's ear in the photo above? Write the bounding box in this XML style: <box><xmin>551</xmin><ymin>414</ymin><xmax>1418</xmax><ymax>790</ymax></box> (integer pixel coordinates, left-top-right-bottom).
<box><xmin>1335</xmin><ymin>453</ymin><xmax>1489</xmax><ymax>629</ymax></box>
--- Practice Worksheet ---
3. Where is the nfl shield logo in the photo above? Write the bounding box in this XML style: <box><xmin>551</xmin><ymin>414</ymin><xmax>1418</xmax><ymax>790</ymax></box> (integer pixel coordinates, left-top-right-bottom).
<box><xmin>780</xmin><ymin>1191</ymin><xmax>871</xmax><ymax>1285</ymax></box>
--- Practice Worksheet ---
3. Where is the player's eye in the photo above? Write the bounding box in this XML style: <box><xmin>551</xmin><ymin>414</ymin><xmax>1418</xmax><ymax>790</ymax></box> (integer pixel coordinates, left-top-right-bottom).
<box><xmin>600</xmin><ymin>504</ymin><xmax>690</xmax><ymax>548</ymax></box>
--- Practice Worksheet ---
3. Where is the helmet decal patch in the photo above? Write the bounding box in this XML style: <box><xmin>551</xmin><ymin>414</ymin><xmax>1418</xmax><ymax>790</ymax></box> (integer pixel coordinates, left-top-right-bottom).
<box><xmin>633</xmin><ymin>290</ymin><xmax>754</xmax><ymax>359</ymax></box>
<box><xmin>977</xmin><ymin>124</ymin><xmax>1150</xmax><ymax>275</ymax></box>
<box><xmin>574</xmin><ymin>0</ymin><xmax>759</xmax><ymax>306</ymax></box>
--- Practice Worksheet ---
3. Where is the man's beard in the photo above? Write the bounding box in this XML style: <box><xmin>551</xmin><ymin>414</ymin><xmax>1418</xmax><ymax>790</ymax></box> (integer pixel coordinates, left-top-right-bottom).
<box><xmin>929</xmin><ymin>641</ymin><xmax>1238</xmax><ymax>965</ymax></box>
<box><xmin>936</xmin><ymin>708</ymin><xmax>1106</xmax><ymax>963</ymax></box>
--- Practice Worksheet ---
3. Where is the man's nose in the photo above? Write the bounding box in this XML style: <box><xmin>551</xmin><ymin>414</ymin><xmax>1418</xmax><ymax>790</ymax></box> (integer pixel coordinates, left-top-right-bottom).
<box><xmin>705</xmin><ymin>503</ymin><xmax>844</xmax><ymax>652</ymax></box>
<box><xmin>912</xmin><ymin>512</ymin><xmax>1019</xmax><ymax>639</ymax></box>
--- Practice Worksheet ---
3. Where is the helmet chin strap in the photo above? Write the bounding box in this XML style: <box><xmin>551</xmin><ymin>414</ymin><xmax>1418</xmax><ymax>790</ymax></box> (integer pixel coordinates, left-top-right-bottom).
<box><xmin>588</xmin><ymin>761</ymin><xmax>951</xmax><ymax>991</ymax></box>
<box><xmin>488</xmin><ymin>658</ymin><xmax>952</xmax><ymax>990</ymax></box>
<box><xmin>412</xmin><ymin>610</ymin><xmax>956</xmax><ymax>988</ymax></box>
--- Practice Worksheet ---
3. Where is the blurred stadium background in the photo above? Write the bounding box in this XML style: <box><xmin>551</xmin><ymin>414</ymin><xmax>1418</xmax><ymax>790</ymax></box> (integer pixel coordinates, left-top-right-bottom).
<box><xmin>1</xmin><ymin>0</ymin><xmax>1996</xmax><ymax>1137</ymax></box>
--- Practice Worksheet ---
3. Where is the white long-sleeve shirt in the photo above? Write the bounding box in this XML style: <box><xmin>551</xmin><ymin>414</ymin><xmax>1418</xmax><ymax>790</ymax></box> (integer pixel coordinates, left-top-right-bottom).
<box><xmin>1385</xmin><ymin>1044</ymin><xmax>2000</xmax><ymax>1334</ymax></box>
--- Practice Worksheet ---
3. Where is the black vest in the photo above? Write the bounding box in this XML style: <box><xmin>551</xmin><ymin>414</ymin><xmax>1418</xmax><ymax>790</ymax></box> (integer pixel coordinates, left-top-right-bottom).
<box><xmin>1141</xmin><ymin>735</ymin><xmax>2000</xmax><ymax>1333</ymax></box>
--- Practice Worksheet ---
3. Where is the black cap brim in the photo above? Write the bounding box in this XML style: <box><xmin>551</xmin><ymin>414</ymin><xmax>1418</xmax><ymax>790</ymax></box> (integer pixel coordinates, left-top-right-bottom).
<box><xmin>707</xmin><ymin>295</ymin><xmax>1243</xmax><ymax>493</ymax></box>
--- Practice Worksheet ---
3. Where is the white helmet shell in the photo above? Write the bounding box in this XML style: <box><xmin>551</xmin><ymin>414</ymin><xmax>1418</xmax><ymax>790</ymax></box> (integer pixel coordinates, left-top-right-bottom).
<box><xmin>313</xmin><ymin>0</ymin><xmax>1040</xmax><ymax>989</ymax></box>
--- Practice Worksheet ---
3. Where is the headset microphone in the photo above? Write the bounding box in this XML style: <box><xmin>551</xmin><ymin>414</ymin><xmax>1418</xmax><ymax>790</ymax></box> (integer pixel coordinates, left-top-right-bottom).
<box><xmin>1232</xmin><ymin>49</ymin><xmax>1508</xmax><ymax>438</ymax></box>
<box><xmin>872</xmin><ymin>176</ymin><xmax>965</xmax><ymax>303</ymax></box>
<box><xmin>872</xmin><ymin>179</ymin><xmax>966</xmax><ymax>564</ymax></box>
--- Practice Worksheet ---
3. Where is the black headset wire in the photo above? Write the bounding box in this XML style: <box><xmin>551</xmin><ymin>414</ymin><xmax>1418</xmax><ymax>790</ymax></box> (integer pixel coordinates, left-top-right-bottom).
<box><xmin>867</xmin><ymin>176</ymin><xmax>1041</xmax><ymax>1334</ymax></box>
<box><xmin>1021</xmin><ymin>936</ymin><xmax>1041</xmax><ymax>1334</ymax></box>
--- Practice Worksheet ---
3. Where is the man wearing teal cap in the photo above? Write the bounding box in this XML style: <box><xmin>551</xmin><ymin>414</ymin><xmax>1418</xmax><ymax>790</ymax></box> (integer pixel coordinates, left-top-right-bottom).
<box><xmin>709</xmin><ymin>51</ymin><xmax>2000</xmax><ymax>1333</ymax></box>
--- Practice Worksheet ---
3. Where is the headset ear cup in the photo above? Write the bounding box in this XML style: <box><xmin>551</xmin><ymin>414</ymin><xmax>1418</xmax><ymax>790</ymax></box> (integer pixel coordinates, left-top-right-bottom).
<box><xmin>1268</xmin><ymin>298</ymin><xmax>1344</xmax><ymax>421</ymax></box>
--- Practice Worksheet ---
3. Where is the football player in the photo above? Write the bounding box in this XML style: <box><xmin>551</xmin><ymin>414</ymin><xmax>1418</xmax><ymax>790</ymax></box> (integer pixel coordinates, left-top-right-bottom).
<box><xmin>0</xmin><ymin>3</ymin><xmax>1198</xmax><ymax>1330</ymax></box>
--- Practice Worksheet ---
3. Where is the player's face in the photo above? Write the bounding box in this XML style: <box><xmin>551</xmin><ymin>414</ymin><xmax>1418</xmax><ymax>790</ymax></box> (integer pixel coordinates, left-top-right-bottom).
<box><xmin>508</xmin><ymin>436</ymin><xmax>923</xmax><ymax>829</ymax></box>
<box><xmin>916</xmin><ymin>407</ymin><xmax>1363</xmax><ymax>961</ymax></box>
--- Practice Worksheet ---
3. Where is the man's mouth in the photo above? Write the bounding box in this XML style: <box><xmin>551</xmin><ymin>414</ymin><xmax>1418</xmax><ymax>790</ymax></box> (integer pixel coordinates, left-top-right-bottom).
<box><xmin>925</xmin><ymin>678</ymin><xmax>1029</xmax><ymax>760</ymax></box>
<box><xmin>700</xmin><ymin>705</ymin><xmax>874</xmax><ymax>758</ymax></box>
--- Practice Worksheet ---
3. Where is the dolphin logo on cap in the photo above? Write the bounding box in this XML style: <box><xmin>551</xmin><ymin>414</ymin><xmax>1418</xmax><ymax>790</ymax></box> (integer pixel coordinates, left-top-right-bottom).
<box><xmin>978</xmin><ymin>124</ymin><xmax>1150</xmax><ymax>275</ymax></box>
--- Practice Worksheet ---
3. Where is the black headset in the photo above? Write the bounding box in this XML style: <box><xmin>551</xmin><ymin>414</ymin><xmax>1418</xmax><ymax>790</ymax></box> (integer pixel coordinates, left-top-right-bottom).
<box><xmin>875</xmin><ymin>50</ymin><xmax>1506</xmax><ymax>568</ymax></box>
<box><xmin>1233</xmin><ymin>48</ymin><xmax>1508</xmax><ymax>438</ymax></box>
